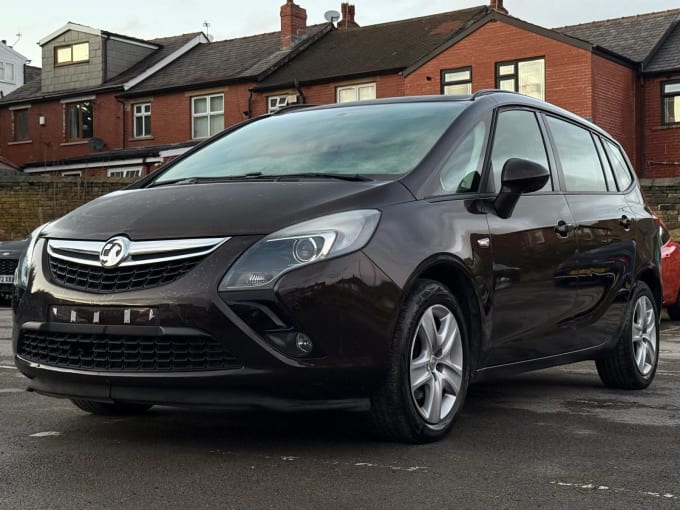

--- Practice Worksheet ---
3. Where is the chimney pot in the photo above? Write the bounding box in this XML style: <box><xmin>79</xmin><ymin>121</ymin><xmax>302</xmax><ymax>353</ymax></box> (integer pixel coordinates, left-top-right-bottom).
<box><xmin>337</xmin><ymin>2</ymin><xmax>359</xmax><ymax>30</ymax></box>
<box><xmin>490</xmin><ymin>0</ymin><xmax>508</xmax><ymax>14</ymax></box>
<box><xmin>280</xmin><ymin>0</ymin><xmax>307</xmax><ymax>48</ymax></box>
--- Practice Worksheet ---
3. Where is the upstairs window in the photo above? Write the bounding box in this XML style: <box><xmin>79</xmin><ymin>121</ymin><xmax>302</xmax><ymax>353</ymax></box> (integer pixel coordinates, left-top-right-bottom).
<box><xmin>0</xmin><ymin>62</ymin><xmax>15</xmax><ymax>83</ymax></box>
<box><xmin>133</xmin><ymin>103</ymin><xmax>151</xmax><ymax>138</ymax></box>
<box><xmin>55</xmin><ymin>42</ymin><xmax>90</xmax><ymax>65</ymax></box>
<box><xmin>496</xmin><ymin>58</ymin><xmax>545</xmax><ymax>100</ymax></box>
<box><xmin>66</xmin><ymin>101</ymin><xmax>94</xmax><ymax>140</ymax></box>
<box><xmin>442</xmin><ymin>67</ymin><xmax>472</xmax><ymax>95</ymax></box>
<box><xmin>336</xmin><ymin>83</ymin><xmax>376</xmax><ymax>103</ymax></box>
<box><xmin>192</xmin><ymin>94</ymin><xmax>224</xmax><ymax>139</ymax></box>
<box><xmin>662</xmin><ymin>81</ymin><xmax>680</xmax><ymax>125</ymax></box>
<box><xmin>12</xmin><ymin>108</ymin><xmax>30</xmax><ymax>141</ymax></box>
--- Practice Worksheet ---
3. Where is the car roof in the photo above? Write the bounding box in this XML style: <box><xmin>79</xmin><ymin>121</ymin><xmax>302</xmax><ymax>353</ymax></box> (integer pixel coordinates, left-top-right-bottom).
<box><xmin>276</xmin><ymin>90</ymin><xmax>615</xmax><ymax>144</ymax></box>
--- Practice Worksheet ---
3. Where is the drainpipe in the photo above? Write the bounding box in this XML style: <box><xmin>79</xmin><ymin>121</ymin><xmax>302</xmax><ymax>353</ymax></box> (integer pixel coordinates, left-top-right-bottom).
<box><xmin>247</xmin><ymin>88</ymin><xmax>253</xmax><ymax>118</ymax></box>
<box><xmin>294</xmin><ymin>80</ymin><xmax>306</xmax><ymax>104</ymax></box>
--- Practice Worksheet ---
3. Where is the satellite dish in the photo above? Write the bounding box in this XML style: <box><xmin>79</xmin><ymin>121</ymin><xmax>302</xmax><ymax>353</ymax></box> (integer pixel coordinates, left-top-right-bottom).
<box><xmin>88</xmin><ymin>137</ymin><xmax>105</xmax><ymax>151</ymax></box>
<box><xmin>324</xmin><ymin>10</ymin><xmax>341</xmax><ymax>24</ymax></box>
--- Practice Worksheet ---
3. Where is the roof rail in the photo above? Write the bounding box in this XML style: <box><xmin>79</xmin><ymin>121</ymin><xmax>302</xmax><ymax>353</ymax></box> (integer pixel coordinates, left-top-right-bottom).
<box><xmin>472</xmin><ymin>89</ymin><xmax>522</xmax><ymax>99</ymax></box>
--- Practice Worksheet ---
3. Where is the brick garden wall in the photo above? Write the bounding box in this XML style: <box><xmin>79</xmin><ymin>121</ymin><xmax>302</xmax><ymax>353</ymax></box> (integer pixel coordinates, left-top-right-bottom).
<box><xmin>641</xmin><ymin>178</ymin><xmax>680</xmax><ymax>231</ymax></box>
<box><xmin>1</xmin><ymin>175</ymin><xmax>678</xmax><ymax>241</ymax></box>
<box><xmin>0</xmin><ymin>176</ymin><xmax>134</xmax><ymax>241</ymax></box>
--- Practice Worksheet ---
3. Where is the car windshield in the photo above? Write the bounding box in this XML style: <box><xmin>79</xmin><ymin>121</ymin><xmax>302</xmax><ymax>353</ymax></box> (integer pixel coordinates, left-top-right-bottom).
<box><xmin>152</xmin><ymin>102</ymin><xmax>467</xmax><ymax>184</ymax></box>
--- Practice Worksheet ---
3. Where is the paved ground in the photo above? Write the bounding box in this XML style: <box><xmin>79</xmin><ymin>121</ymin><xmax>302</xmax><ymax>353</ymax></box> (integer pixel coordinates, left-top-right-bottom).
<box><xmin>0</xmin><ymin>306</ymin><xmax>679</xmax><ymax>509</ymax></box>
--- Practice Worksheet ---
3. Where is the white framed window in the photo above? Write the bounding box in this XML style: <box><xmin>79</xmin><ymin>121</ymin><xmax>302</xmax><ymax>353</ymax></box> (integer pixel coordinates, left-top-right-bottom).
<box><xmin>107</xmin><ymin>167</ymin><xmax>142</xmax><ymax>178</ymax></box>
<box><xmin>336</xmin><ymin>83</ymin><xmax>376</xmax><ymax>103</ymax></box>
<box><xmin>133</xmin><ymin>103</ymin><xmax>151</xmax><ymax>138</ymax></box>
<box><xmin>61</xmin><ymin>171</ymin><xmax>82</xmax><ymax>177</ymax></box>
<box><xmin>0</xmin><ymin>62</ymin><xmax>15</xmax><ymax>83</ymax></box>
<box><xmin>268</xmin><ymin>95</ymin><xmax>289</xmax><ymax>113</ymax></box>
<box><xmin>442</xmin><ymin>67</ymin><xmax>472</xmax><ymax>95</ymax></box>
<box><xmin>191</xmin><ymin>94</ymin><xmax>224</xmax><ymax>139</ymax></box>
<box><xmin>55</xmin><ymin>42</ymin><xmax>89</xmax><ymax>65</ymax></box>
<box><xmin>496</xmin><ymin>58</ymin><xmax>545</xmax><ymax>100</ymax></box>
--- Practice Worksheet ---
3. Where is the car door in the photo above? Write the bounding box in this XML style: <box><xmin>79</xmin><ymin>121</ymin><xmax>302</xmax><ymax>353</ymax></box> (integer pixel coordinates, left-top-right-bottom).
<box><xmin>483</xmin><ymin>108</ymin><xmax>580</xmax><ymax>367</ymax></box>
<box><xmin>544</xmin><ymin>116</ymin><xmax>636</xmax><ymax>348</ymax></box>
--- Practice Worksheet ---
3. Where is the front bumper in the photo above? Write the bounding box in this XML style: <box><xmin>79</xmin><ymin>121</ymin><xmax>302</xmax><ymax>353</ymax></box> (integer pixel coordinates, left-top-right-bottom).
<box><xmin>13</xmin><ymin>238</ymin><xmax>401</xmax><ymax>406</ymax></box>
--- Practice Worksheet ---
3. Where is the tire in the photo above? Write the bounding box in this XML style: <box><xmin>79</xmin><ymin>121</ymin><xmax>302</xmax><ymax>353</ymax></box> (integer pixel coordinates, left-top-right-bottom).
<box><xmin>71</xmin><ymin>399</ymin><xmax>153</xmax><ymax>416</ymax></box>
<box><xmin>596</xmin><ymin>282</ymin><xmax>659</xmax><ymax>389</ymax></box>
<box><xmin>666</xmin><ymin>292</ymin><xmax>680</xmax><ymax>321</ymax></box>
<box><xmin>370</xmin><ymin>279</ymin><xmax>470</xmax><ymax>443</ymax></box>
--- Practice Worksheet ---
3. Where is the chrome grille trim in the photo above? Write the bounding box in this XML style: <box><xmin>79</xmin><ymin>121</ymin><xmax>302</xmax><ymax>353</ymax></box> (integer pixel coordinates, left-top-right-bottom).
<box><xmin>47</xmin><ymin>237</ymin><xmax>230</xmax><ymax>267</ymax></box>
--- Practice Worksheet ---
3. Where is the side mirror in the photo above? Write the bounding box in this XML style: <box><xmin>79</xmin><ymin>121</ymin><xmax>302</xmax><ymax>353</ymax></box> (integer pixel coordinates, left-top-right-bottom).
<box><xmin>494</xmin><ymin>158</ymin><xmax>550</xmax><ymax>219</ymax></box>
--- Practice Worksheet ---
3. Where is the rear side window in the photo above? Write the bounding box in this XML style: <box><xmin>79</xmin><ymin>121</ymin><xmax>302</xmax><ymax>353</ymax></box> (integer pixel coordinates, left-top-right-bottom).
<box><xmin>603</xmin><ymin>139</ymin><xmax>633</xmax><ymax>190</ymax></box>
<box><xmin>546</xmin><ymin>116</ymin><xmax>607</xmax><ymax>192</ymax></box>
<box><xmin>490</xmin><ymin>109</ymin><xmax>551</xmax><ymax>192</ymax></box>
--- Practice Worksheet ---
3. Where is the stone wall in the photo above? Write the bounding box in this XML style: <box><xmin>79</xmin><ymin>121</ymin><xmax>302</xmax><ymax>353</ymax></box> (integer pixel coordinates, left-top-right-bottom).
<box><xmin>641</xmin><ymin>178</ymin><xmax>680</xmax><ymax>232</ymax></box>
<box><xmin>0</xmin><ymin>176</ymin><xmax>134</xmax><ymax>240</ymax></box>
<box><xmin>1</xmin><ymin>175</ymin><xmax>678</xmax><ymax>241</ymax></box>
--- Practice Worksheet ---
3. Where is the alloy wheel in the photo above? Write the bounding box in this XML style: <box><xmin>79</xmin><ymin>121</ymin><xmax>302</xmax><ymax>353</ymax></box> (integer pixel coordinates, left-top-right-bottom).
<box><xmin>409</xmin><ymin>304</ymin><xmax>464</xmax><ymax>424</ymax></box>
<box><xmin>632</xmin><ymin>295</ymin><xmax>657</xmax><ymax>376</ymax></box>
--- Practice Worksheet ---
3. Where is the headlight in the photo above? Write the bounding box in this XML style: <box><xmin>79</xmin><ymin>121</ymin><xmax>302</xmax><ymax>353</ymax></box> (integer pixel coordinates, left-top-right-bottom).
<box><xmin>15</xmin><ymin>223</ymin><xmax>48</xmax><ymax>289</ymax></box>
<box><xmin>219</xmin><ymin>209</ymin><xmax>381</xmax><ymax>290</ymax></box>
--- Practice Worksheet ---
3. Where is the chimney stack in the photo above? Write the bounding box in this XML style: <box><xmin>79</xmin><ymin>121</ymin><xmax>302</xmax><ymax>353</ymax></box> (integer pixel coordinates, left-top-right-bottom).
<box><xmin>280</xmin><ymin>0</ymin><xmax>307</xmax><ymax>49</ymax></box>
<box><xmin>490</xmin><ymin>0</ymin><xmax>508</xmax><ymax>14</ymax></box>
<box><xmin>337</xmin><ymin>3</ymin><xmax>360</xmax><ymax>30</ymax></box>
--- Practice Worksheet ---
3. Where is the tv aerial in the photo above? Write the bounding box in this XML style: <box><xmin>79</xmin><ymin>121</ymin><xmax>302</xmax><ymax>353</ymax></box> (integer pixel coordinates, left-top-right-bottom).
<box><xmin>324</xmin><ymin>10</ymin><xmax>341</xmax><ymax>25</ymax></box>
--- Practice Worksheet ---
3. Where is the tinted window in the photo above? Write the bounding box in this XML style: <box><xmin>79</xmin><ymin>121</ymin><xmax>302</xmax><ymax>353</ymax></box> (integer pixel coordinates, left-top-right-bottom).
<box><xmin>594</xmin><ymin>137</ymin><xmax>617</xmax><ymax>191</ymax></box>
<box><xmin>153</xmin><ymin>102</ymin><xmax>467</xmax><ymax>183</ymax></box>
<box><xmin>547</xmin><ymin>117</ymin><xmax>607</xmax><ymax>192</ymax></box>
<box><xmin>603</xmin><ymin>139</ymin><xmax>633</xmax><ymax>190</ymax></box>
<box><xmin>490</xmin><ymin>110</ymin><xmax>551</xmax><ymax>192</ymax></box>
<box><xmin>438</xmin><ymin>121</ymin><xmax>487</xmax><ymax>194</ymax></box>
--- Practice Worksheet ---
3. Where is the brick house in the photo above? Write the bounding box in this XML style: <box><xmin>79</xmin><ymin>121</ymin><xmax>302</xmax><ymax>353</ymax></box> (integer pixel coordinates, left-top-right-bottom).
<box><xmin>1</xmin><ymin>0</ymin><xmax>680</xmax><ymax>179</ymax></box>
<box><xmin>257</xmin><ymin>2</ymin><xmax>680</xmax><ymax>178</ymax></box>
<box><xmin>0</xmin><ymin>5</ymin><xmax>328</xmax><ymax>177</ymax></box>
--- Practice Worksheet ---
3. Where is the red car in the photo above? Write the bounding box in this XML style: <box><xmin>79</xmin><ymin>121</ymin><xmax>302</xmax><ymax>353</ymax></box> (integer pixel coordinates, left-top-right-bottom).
<box><xmin>660</xmin><ymin>220</ymin><xmax>680</xmax><ymax>319</ymax></box>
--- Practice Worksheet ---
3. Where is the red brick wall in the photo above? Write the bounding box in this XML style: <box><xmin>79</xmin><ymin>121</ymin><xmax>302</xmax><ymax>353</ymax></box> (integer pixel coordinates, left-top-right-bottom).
<box><xmin>643</xmin><ymin>75</ymin><xmax>680</xmax><ymax>178</ymax></box>
<box><xmin>0</xmin><ymin>91</ymin><xmax>123</xmax><ymax>166</ymax></box>
<box><xmin>591</xmin><ymin>54</ymin><xmax>638</xmax><ymax>170</ymax></box>
<box><xmin>405</xmin><ymin>19</ymin><xmax>594</xmax><ymax>119</ymax></box>
<box><xmin>125</xmin><ymin>83</ymin><xmax>253</xmax><ymax>148</ymax></box>
<box><xmin>252</xmin><ymin>74</ymin><xmax>405</xmax><ymax>116</ymax></box>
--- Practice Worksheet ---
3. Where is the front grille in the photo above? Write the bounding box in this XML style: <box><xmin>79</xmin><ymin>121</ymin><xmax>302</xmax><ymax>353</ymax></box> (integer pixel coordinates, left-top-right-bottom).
<box><xmin>18</xmin><ymin>330</ymin><xmax>238</xmax><ymax>372</ymax></box>
<box><xmin>0</xmin><ymin>259</ymin><xmax>18</xmax><ymax>274</ymax></box>
<box><xmin>48</xmin><ymin>256</ymin><xmax>202</xmax><ymax>293</ymax></box>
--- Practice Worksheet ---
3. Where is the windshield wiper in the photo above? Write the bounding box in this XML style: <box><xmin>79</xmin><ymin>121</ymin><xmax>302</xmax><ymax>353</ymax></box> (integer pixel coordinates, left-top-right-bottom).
<box><xmin>149</xmin><ymin>172</ymin><xmax>373</xmax><ymax>187</ymax></box>
<box><xmin>275</xmin><ymin>173</ymin><xmax>373</xmax><ymax>182</ymax></box>
<box><xmin>149</xmin><ymin>172</ymin><xmax>268</xmax><ymax>187</ymax></box>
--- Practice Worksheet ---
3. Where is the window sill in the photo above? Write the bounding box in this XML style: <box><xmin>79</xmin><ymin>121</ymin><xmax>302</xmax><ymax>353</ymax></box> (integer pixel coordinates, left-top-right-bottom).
<box><xmin>8</xmin><ymin>140</ymin><xmax>32</xmax><ymax>145</ymax></box>
<box><xmin>60</xmin><ymin>140</ymin><xmax>90</xmax><ymax>146</ymax></box>
<box><xmin>652</xmin><ymin>124</ymin><xmax>680</xmax><ymax>131</ymax></box>
<box><xmin>129</xmin><ymin>136</ymin><xmax>154</xmax><ymax>141</ymax></box>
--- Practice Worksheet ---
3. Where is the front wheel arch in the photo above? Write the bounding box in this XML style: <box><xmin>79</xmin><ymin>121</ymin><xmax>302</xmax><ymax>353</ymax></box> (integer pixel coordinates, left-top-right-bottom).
<box><xmin>400</xmin><ymin>255</ymin><xmax>487</xmax><ymax>374</ymax></box>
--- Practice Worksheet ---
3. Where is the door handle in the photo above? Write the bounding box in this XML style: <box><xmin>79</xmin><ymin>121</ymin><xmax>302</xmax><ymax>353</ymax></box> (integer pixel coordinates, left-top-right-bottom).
<box><xmin>620</xmin><ymin>215</ymin><xmax>631</xmax><ymax>231</ymax></box>
<box><xmin>555</xmin><ymin>220</ymin><xmax>574</xmax><ymax>237</ymax></box>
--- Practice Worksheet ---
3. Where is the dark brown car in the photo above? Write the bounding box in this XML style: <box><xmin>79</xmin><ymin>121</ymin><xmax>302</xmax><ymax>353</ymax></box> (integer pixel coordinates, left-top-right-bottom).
<box><xmin>12</xmin><ymin>92</ymin><xmax>661</xmax><ymax>442</ymax></box>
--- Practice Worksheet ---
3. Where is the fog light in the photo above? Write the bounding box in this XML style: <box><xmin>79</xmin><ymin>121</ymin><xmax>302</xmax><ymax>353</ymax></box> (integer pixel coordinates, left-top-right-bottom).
<box><xmin>295</xmin><ymin>333</ymin><xmax>313</xmax><ymax>355</ymax></box>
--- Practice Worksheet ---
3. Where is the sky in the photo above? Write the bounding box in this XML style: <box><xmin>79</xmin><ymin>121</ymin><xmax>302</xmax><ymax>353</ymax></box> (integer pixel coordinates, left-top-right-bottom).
<box><xmin>3</xmin><ymin>0</ymin><xmax>679</xmax><ymax>67</ymax></box>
